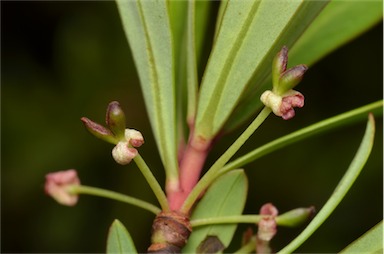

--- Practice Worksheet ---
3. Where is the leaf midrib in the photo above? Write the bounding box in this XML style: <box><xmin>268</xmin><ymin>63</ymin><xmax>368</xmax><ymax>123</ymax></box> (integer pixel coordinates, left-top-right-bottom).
<box><xmin>137</xmin><ymin>1</ymin><xmax>176</xmax><ymax>176</ymax></box>
<box><xmin>197</xmin><ymin>0</ymin><xmax>261</xmax><ymax>138</ymax></box>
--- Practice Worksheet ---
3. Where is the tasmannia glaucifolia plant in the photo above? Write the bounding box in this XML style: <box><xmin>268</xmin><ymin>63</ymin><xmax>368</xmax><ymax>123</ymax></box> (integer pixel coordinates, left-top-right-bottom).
<box><xmin>45</xmin><ymin>1</ymin><xmax>382</xmax><ymax>253</ymax></box>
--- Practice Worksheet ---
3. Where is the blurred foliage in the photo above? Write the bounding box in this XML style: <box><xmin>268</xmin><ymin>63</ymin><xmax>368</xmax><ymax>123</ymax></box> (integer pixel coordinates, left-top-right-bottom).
<box><xmin>1</xmin><ymin>1</ymin><xmax>382</xmax><ymax>253</ymax></box>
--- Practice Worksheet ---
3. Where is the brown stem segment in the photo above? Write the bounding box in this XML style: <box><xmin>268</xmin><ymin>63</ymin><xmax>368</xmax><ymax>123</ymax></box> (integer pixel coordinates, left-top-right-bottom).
<box><xmin>148</xmin><ymin>211</ymin><xmax>192</xmax><ymax>253</ymax></box>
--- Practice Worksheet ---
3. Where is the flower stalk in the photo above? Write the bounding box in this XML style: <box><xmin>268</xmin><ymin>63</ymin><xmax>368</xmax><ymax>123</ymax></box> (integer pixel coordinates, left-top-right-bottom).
<box><xmin>68</xmin><ymin>185</ymin><xmax>161</xmax><ymax>215</ymax></box>
<box><xmin>133</xmin><ymin>154</ymin><xmax>170</xmax><ymax>212</ymax></box>
<box><xmin>190</xmin><ymin>207</ymin><xmax>314</xmax><ymax>228</ymax></box>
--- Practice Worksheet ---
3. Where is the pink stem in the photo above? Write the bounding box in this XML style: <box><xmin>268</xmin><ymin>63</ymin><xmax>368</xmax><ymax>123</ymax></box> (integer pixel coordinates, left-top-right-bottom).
<box><xmin>168</xmin><ymin>130</ymin><xmax>211</xmax><ymax>211</ymax></box>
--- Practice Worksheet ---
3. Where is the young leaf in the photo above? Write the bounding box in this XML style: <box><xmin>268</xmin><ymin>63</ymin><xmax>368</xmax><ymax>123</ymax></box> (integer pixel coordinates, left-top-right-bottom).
<box><xmin>224</xmin><ymin>1</ymin><xmax>382</xmax><ymax>132</ymax></box>
<box><xmin>182</xmin><ymin>170</ymin><xmax>248</xmax><ymax>253</ymax></box>
<box><xmin>106</xmin><ymin>219</ymin><xmax>137</xmax><ymax>254</ymax></box>
<box><xmin>340</xmin><ymin>221</ymin><xmax>383</xmax><ymax>254</ymax></box>
<box><xmin>278</xmin><ymin>114</ymin><xmax>376</xmax><ymax>254</ymax></box>
<box><xmin>116</xmin><ymin>0</ymin><xmax>178</xmax><ymax>180</ymax></box>
<box><xmin>195</xmin><ymin>1</ymin><xmax>328</xmax><ymax>139</ymax></box>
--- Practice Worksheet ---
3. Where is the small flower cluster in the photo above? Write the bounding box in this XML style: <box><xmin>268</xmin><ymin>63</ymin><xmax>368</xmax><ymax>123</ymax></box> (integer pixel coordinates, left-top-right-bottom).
<box><xmin>112</xmin><ymin>129</ymin><xmax>144</xmax><ymax>165</ymax></box>
<box><xmin>261</xmin><ymin>46</ymin><xmax>307</xmax><ymax>120</ymax></box>
<box><xmin>45</xmin><ymin>102</ymin><xmax>144</xmax><ymax>206</ymax></box>
<box><xmin>81</xmin><ymin>101</ymin><xmax>144</xmax><ymax>165</ymax></box>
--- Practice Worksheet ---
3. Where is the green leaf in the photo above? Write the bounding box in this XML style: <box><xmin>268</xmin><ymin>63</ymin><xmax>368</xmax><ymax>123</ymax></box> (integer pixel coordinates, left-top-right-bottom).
<box><xmin>340</xmin><ymin>221</ymin><xmax>383</xmax><ymax>254</ymax></box>
<box><xmin>223</xmin><ymin>0</ymin><xmax>382</xmax><ymax>133</ymax></box>
<box><xmin>195</xmin><ymin>0</ymin><xmax>328</xmax><ymax>139</ymax></box>
<box><xmin>106</xmin><ymin>219</ymin><xmax>137</xmax><ymax>254</ymax></box>
<box><xmin>278</xmin><ymin>114</ymin><xmax>376</xmax><ymax>254</ymax></box>
<box><xmin>116</xmin><ymin>0</ymin><xmax>178</xmax><ymax>179</ymax></box>
<box><xmin>182</xmin><ymin>170</ymin><xmax>248</xmax><ymax>253</ymax></box>
<box><xmin>222</xmin><ymin>100</ymin><xmax>383</xmax><ymax>173</ymax></box>
<box><xmin>168</xmin><ymin>0</ymin><xmax>188</xmax><ymax>141</ymax></box>
<box><xmin>169</xmin><ymin>0</ymin><xmax>210</xmax><ymax>140</ymax></box>
<box><xmin>289</xmin><ymin>0</ymin><xmax>383</xmax><ymax>67</ymax></box>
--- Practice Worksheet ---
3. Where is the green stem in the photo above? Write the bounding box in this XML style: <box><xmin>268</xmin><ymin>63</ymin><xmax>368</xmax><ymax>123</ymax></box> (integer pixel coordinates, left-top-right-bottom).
<box><xmin>191</xmin><ymin>215</ymin><xmax>263</xmax><ymax>227</ymax></box>
<box><xmin>278</xmin><ymin>114</ymin><xmax>375</xmax><ymax>254</ymax></box>
<box><xmin>68</xmin><ymin>185</ymin><xmax>161</xmax><ymax>215</ymax></box>
<box><xmin>190</xmin><ymin>213</ymin><xmax>306</xmax><ymax>228</ymax></box>
<box><xmin>181</xmin><ymin>107</ymin><xmax>271</xmax><ymax>213</ymax></box>
<box><xmin>134</xmin><ymin>153</ymin><xmax>170</xmax><ymax>212</ymax></box>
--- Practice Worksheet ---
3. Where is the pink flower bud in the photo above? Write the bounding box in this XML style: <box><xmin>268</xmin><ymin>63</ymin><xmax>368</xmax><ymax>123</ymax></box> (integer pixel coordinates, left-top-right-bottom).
<box><xmin>280</xmin><ymin>90</ymin><xmax>305</xmax><ymax>120</ymax></box>
<box><xmin>255</xmin><ymin>203</ymin><xmax>279</xmax><ymax>253</ymax></box>
<box><xmin>257</xmin><ymin>203</ymin><xmax>278</xmax><ymax>241</ymax></box>
<box><xmin>260</xmin><ymin>90</ymin><xmax>304</xmax><ymax>120</ymax></box>
<box><xmin>45</xmin><ymin>169</ymin><xmax>80</xmax><ymax>206</ymax></box>
<box><xmin>112</xmin><ymin>141</ymin><xmax>138</xmax><ymax>165</ymax></box>
<box><xmin>125</xmin><ymin>129</ymin><xmax>144</xmax><ymax>147</ymax></box>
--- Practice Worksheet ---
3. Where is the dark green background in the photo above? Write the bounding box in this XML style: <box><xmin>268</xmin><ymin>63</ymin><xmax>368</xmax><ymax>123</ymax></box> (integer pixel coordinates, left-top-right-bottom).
<box><xmin>2</xmin><ymin>1</ymin><xmax>382</xmax><ymax>253</ymax></box>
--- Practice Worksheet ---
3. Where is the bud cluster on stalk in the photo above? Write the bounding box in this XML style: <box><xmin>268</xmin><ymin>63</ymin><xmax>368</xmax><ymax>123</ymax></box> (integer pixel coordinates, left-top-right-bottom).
<box><xmin>81</xmin><ymin>101</ymin><xmax>144</xmax><ymax>165</ymax></box>
<box><xmin>260</xmin><ymin>46</ymin><xmax>307</xmax><ymax>120</ymax></box>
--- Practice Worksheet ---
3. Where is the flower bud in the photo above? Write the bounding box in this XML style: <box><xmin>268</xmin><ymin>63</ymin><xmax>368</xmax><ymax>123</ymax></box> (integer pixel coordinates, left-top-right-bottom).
<box><xmin>257</xmin><ymin>203</ymin><xmax>278</xmax><ymax>241</ymax></box>
<box><xmin>125</xmin><ymin>129</ymin><xmax>144</xmax><ymax>147</ymax></box>
<box><xmin>112</xmin><ymin>141</ymin><xmax>138</xmax><ymax>165</ymax></box>
<box><xmin>106</xmin><ymin>101</ymin><xmax>126</xmax><ymax>140</ymax></box>
<box><xmin>256</xmin><ymin>203</ymin><xmax>278</xmax><ymax>253</ymax></box>
<box><xmin>260</xmin><ymin>90</ymin><xmax>304</xmax><ymax>120</ymax></box>
<box><xmin>45</xmin><ymin>169</ymin><xmax>80</xmax><ymax>206</ymax></box>
<box><xmin>276</xmin><ymin>206</ymin><xmax>315</xmax><ymax>227</ymax></box>
<box><xmin>277</xmin><ymin>64</ymin><xmax>308</xmax><ymax>95</ymax></box>
<box><xmin>271</xmin><ymin>46</ymin><xmax>308</xmax><ymax>96</ymax></box>
<box><xmin>82</xmin><ymin>102</ymin><xmax>144</xmax><ymax>165</ymax></box>
<box><xmin>81</xmin><ymin>117</ymin><xmax>117</xmax><ymax>144</ymax></box>
<box><xmin>272</xmin><ymin>46</ymin><xmax>288</xmax><ymax>88</ymax></box>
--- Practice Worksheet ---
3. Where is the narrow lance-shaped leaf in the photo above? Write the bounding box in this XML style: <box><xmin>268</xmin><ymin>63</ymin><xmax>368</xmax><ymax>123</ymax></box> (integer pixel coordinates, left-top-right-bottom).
<box><xmin>168</xmin><ymin>0</ymin><xmax>189</xmax><ymax>143</ymax></box>
<box><xmin>340</xmin><ymin>221</ymin><xmax>383</xmax><ymax>254</ymax></box>
<box><xmin>116</xmin><ymin>0</ymin><xmax>178</xmax><ymax>179</ymax></box>
<box><xmin>278</xmin><ymin>114</ymin><xmax>376</xmax><ymax>254</ymax></box>
<box><xmin>224</xmin><ymin>0</ymin><xmax>382</xmax><ymax>132</ymax></box>
<box><xmin>185</xmin><ymin>0</ymin><xmax>199</xmax><ymax>123</ymax></box>
<box><xmin>169</xmin><ymin>0</ymin><xmax>211</xmax><ymax>143</ymax></box>
<box><xmin>195</xmin><ymin>0</ymin><xmax>328</xmax><ymax>140</ymax></box>
<box><xmin>289</xmin><ymin>0</ymin><xmax>383</xmax><ymax>67</ymax></box>
<box><xmin>107</xmin><ymin>219</ymin><xmax>137</xmax><ymax>254</ymax></box>
<box><xmin>182</xmin><ymin>170</ymin><xmax>248</xmax><ymax>253</ymax></box>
